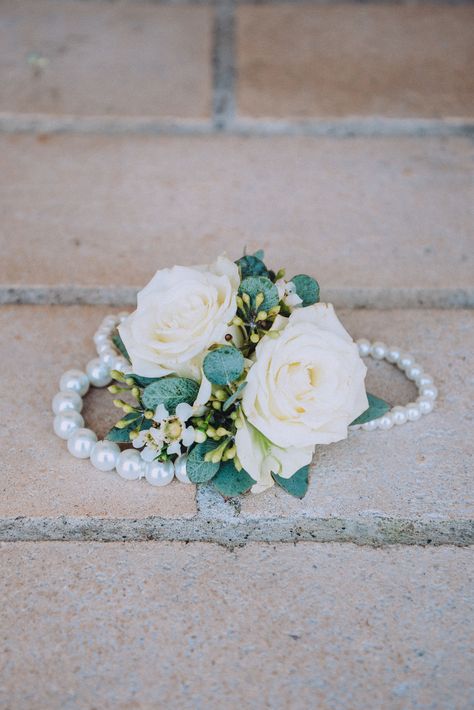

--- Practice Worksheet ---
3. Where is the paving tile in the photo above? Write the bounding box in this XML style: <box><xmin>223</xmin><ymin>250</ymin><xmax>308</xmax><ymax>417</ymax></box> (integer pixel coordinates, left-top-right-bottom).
<box><xmin>236</xmin><ymin>5</ymin><xmax>474</xmax><ymax>119</ymax></box>
<box><xmin>0</xmin><ymin>305</ymin><xmax>196</xmax><ymax>519</ymax></box>
<box><xmin>239</xmin><ymin>309</ymin><xmax>474</xmax><ymax>523</ymax></box>
<box><xmin>0</xmin><ymin>134</ymin><xmax>472</xmax><ymax>291</ymax></box>
<box><xmin>1</xmin><ymin>541</ymin><xmax>473</xmax><ymax>709</ymax></box>
<box><xmin>0</xmin><ymin>0</ymin><xmax>212</xmax><ymax>118</ymax></box>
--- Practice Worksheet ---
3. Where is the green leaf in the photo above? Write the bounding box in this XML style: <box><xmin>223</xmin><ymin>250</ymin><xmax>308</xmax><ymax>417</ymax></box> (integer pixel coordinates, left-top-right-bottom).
<box><xmin>186</xmin><ymin>441</ymin><xmax>221</xmax><ymax>483</ymax></box>
<box><xmin>142</xmin><ymin>377</ymin><xmax>200</xmax><ymax>414</ymax></box>
<box><xmin>112</xmin><ymin>332</ymin><xmax>131</xmax><ymax>362</ymax></box>
<box><xmin>105</xmin><ymin>414</ymin><xmax>152</xmax><ymax>443</ymax></box>
<box><xmin>239</xmin><ymin>276</ymin><xmax>279</xmax><ymax>312</ymax></box>
<box><xmin>252</xmin><ymin>249</ymin><xmax>265</xmax><ymax>260</ymax></box>
<box><xmin>211</xmin><ymin>460</ymin><xmax>254</xmax><ymax>497</ymax></box>
<box><xmin>291</xmin><ymin>275</ymin><xmax>320</xmax><ymax>307</ymax></box>
<box><xmin>222</xmin><ymin>381</ymin><xmax>247</xmax><ymax>412</ymax></box>
<box><xmin>203</xmin><ymin>346</ymin><xmax>244</xmax><ymax>386</ymax></box>
<box><xmin>272</xmin><ymin>465</ymin><xmax>310</xmax><ymax>499</ymax></box>
<box><xmin>350</xmin><ymin>392</ymin><xmax>390</xmax><ymax>426</ymax></box>
<box><xmin>236</xmin><ymin>255</ymin><xmax>269</xmax><ymax>279</ymax></box>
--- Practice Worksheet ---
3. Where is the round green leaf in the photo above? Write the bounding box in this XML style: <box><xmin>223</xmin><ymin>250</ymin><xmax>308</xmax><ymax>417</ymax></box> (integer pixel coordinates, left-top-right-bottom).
<box><xmin>203</xmin><ymin>346</ymin><xmax>244</xmax><ymax>386</ymax></box>
<box><xmin>236</xmin><ymin>255</ymin><xmax>269</xmax><ymax>279</ymax></box>
<box><xmin>291</xmin><ymin>274</ymin><xmax>320</xmax><ymax>307</ymax></box>
<box><xmin>187</xmin><ymin>441</ymin><xmax>221</xmax><ymax>483</ymax></box>
<box><xmin>142</xmin><ymin>377</ymin><xmax>199</xmax><ymax>414</ymax></box>
<box><xmin>239</xmin><ymin>276</ymin><xmax>279</xmax><ymax>312</ymax></box>
<box><xmin>211</xmin><ymin>461</ymin><xmax>254</xmax><ymax>497</ymax></box>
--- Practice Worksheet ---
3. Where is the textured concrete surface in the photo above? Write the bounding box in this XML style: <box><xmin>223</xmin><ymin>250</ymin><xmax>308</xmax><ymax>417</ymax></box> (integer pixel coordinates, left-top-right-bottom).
<box><xmin>1</xmin><ymin>542</ymin><xmax>473</xmax><ymax>710</ymax></box>
<box><xmin>238</xmin><ymin>309</ymin><xmax>474</xmax><ymax>524</ymax></box>
<box><xmin>237</xmin><ymin>5</ymin><xmax>474</xmax><ymax>119</ymax></box>
<box><xmin>1</xmin><ymin>134</ymin><xmax>473</xmax><ymax>291</ymax></box>
<box><xmin>0</xmin><ymin>306</ymin><xmax>472</xmax><ymax>543</ymax></box>
<box><xmin>0</xmin><ymin>0</ymin><xmax>212</xmax><ymax>119</ymax></box>
<box><xmin>0</xmin><ymin>306</ymin><xmax>197</xmax><ymax>520</ymax></box>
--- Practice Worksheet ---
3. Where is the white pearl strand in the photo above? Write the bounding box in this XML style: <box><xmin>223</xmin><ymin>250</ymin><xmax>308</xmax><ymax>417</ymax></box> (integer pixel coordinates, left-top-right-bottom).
<box><xmin>352</xmin><ymin>339</ymin><xmax>437</xmax><ymax>432</ymax></box>
<box><xmin>53</xmin><ymin>315</ymin><xmax>437</xmax><ymax>484</ymax></box>
<box><xmin>52</xmin><ymin>312</ymin><xmax>191</xmax><ymax>487</ymax></box>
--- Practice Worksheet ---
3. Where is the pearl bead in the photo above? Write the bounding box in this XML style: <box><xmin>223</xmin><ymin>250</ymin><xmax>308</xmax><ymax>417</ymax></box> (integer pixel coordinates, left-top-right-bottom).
<box><xmin>391</xmin><ymin>405</ymin><xmax>408</xmax><ymax>426</ymax></box>
<box><xmin>362</xmin><ymin>419</ymin><xmax>378</xmax><ymax>432</ymax></box>
<box><xmin>174</xmin><ymin>454</ymin><xmax>191</xmax><ymax>483</ymax></box>
<box><xmin>371</xmin><ymin>341</ymin><xmax>387</xmax><ymax>360</ymax></box>
<box><xmin>420</xmin><ymin>385</ymin><xmax>438</xmax><ymax>400</ymax></box>
<box><xmin>116</xmin><ymin>449</ymin><xmax>143</xmax><ymax>480</ymax></box>
<box><xmin>93</xmin><ymin>332</ymin><xmax>109</xmax><ymax>347</ymax></box>
<box><xmin>52</xmin><ymin>390</ymin><xmax>83</xmax><ymax>415</ymax></box>
<box><xmin>86</xmin><ymin>358</ymin><xmax>112</xmax><ymax>388</ymax></box>
<box><xmin>356</xmin><ymin>339</ymin><xmax>371</xmax><ymax>357</ymax></box>
<box><xmin>377</xmin><ymin>413</ymin><xmax>394</xmax><ymax>430</ymax></box>
<box><xmin>53</xmin><ymin>411</ymin><xmax>84</xmax><ymax>439</ymax></box>
<box><xmin>118</xmin><ymin>311</ymin><xmax>130</xmax><ymax>322</ymax></box>
<box><xmin>100</xmin><ymin>349</ymin><xmax>117</xmax><ymax>367</ymax></box>
<box><xmin>96</xmin><ymin>341</ymin><xmax>112</xmax><ymax>355</ymax></box>
<box><xmin>67</xmin><ymin>427</ymin><xmax>97</xmax><ymax>458</ymax></box>
<box><xmin>60</xmin><ymin>369</ymin><xmax>90</xmax><ymax>396</ymax></box>
<box><xmin>102</xmin><ymin>315</ymin><xmax>118</xmax><ymax>328</ymax></box>
<box><xmin>398</xmin><ymin>353</ymin><xmax>415</xmax><ymax>371</ymax></box>
<box><xmin>417</xmin><ymin>397</ymin><xmax>434</xmax><ymax>415</ymax></box>
<box><xmin>90</xmin><ymin>440</ymin><xmax>121</xmax><ymax>472</ymax></box>
<box><xmin>145</xmin><ymin>460</ymin><xmax>175</xmax><ymax>486</ymax></box>
<box><xmin>406</xmin><ymin>402</ymin><xmax>422</xmax><ymax>422</ymax></box>
<box><xmin>416</xmin><ymin>374</ymin><xmax>434</xmax><ymax>388</ymax></box>
<box><xmin>386</xmin><ymin>347</ymin><xmax>401</xmax><ymax>364</ymax></box>
<box><xmin>406</xmin><ymin>363</ymin><xmax>423</xmax><ymax>381</ymax></box>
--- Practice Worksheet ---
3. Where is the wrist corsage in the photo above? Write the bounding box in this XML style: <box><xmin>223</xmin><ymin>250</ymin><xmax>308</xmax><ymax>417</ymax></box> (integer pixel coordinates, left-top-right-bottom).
<box><xmin>52</xmin><ymin>251</ymin><xmax>437</xmax><ymax>498</ymax></box>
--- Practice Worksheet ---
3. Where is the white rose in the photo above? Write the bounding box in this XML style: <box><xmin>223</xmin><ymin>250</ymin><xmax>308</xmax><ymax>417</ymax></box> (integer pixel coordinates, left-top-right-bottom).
<box><xmin>235</xmin><ymin>415</ymin><xmax>314</xmax><ymax>494</ymax></box>
<box><xmin>119</xmin><ymin>255</ymin><xmax>239</xmax><ymax>379</ymax></box>
<box><xmin>241</xmin><ymin>303</ymin><xmax>368</xmax><ymax>449</ymax></box>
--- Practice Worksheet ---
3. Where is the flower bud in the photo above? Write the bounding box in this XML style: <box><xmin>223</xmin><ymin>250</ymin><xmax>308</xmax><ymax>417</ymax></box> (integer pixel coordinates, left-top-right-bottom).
<box><xmin>194</xmin><ymin>430</ymin><xmax>207</xmax><ymax>443</ymax></box>
<box><xmin>250</xmin><ymin>333</ymin><xmax>260</xmax><ymax>344</ymax></box>
<box><xmin>214</xmin><ymin>389</ymin><xmax>227</xmax><ymax>401</ymax></box>
<box><xmin>144</xmin><ymin>410</ymin><xmax>154</xmax><ymax>419</ymax></box>
<box><xmin>255</xmin><ymin>292</ymin><xmax>264</xmax><ymax>309</ymax></box>
<box><xmin>256</xmin><ymin>310</ymin><xmax>267</xmax><ymax>322</ymax></box>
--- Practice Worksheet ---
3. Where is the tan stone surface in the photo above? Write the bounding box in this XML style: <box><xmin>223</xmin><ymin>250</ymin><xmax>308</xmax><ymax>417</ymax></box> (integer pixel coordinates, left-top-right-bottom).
<box><xmin>1</xmin><ymin>542</ymin><xmax>473</xmax><ymax>709</ymax></box>
<box><xmin>1</xmin><ymin>134</ymin><xmax>473</xmax><ymax>290</ymax></box>
<box><xmin>0</xmin><ymin>0</ymin><xmax>212</xmax><ymax>118</ymax></box>
<box><xmin>240</xmin><ymin>309</ymin><xmax>474</xmax><ymax>522</ymax></box>
<box><xmin>237</xmin><ymin>5</ymin><xmax>474</xmax><ymax>119</ymax></box>
<box><xmin>0</xmin><ymin>306</ymin><xmax>196</xmax><ymax>518</ymax></box>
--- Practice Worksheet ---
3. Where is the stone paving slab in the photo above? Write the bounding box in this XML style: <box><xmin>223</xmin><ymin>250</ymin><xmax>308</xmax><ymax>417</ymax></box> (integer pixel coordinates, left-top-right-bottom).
<box><xmin>1</xmin><ymin>541</ymin><xmax>473</xmax><ymax>710</ymax></box>
<box><xmin>1</xmin><ymin>306</ymin><xmax>472</xmax><ymax>545</ymax></box>
<box><xmin>236</xmin><ymin>5</ymin><xmax>474</xmax><ymax>119</ymax></box>
<box><xmin>0</xmin><ymin>0</ymin><xmax>212</xmax><ymax>119</ymax></box>
<box><xmin>0</xmin><ymin>306</ymin><xmax>197</xmax><ymax>520</ymax></box>
<box><xmin>237</xmin><ymin>309</ymin><xmax>474</xmax><ymax>527</ymax></box>
<box><xmin>0</xmin><ymin>134</ymin><xmax>473</xmax><ymax>294</ymax></box>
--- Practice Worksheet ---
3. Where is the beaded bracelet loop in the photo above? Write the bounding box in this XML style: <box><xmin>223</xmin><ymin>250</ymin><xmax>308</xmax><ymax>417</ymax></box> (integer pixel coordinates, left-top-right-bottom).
<box><xmin>52</xmin><ymin>313</ymin><xmax>437</xmax><ymax>488</ymax></box>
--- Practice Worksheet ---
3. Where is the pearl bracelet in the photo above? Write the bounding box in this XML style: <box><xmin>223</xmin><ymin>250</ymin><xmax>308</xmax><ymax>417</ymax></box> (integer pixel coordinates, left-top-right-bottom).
<box><xmin>52</xmin><ymin>314</ymin><xmax>437</xmax><ymax>487</ymax></box>
<box><xmin>352</xmin><ymin>338</ymin><xmax>437</xmax><ymax>431</ymax></box>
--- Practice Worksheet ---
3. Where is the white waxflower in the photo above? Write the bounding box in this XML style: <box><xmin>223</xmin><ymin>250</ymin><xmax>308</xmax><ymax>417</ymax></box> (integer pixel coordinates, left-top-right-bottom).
<box><xmin>275</xmin><ymin>278</ymin><xmax>303</xmax><ymax>309</ymax></box>
<box><xmin>153</xmin><ymin>402</ymin><xmax>196</xmax><ymax>456</ymax></box>
<box><xmin>118</xmin><ymin>255</ymin><xmax>239</xmax><ymax>379</ymax></box>
<box><xmin>133</xmin><ymin>427</ymin><xmax>165</xmax><ymax>462</ymax></box>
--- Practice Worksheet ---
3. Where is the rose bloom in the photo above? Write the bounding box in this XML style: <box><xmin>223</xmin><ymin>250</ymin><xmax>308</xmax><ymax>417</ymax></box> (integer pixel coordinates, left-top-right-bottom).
<box><xmin>236</xmin><ymin>304</ymin><xmax>368</xmax><ymax>490</ymax></box>
<box><xmin>119</xmin><ymin>255</ymin><xmax>239</xmax><ymax>379</ymax></box>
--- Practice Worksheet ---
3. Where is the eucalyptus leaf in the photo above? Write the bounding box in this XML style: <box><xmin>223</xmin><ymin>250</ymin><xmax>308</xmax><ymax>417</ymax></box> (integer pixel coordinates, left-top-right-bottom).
<box><xmin>350</xmin><ymin>392</ymin><xmax>390</xmax><ymax>426</ymax></box>
<box><xmin>252</xmin><ymin>249</ymin><xmax>265</xmax><ymax>260</ymax></box>
<box><xmin>186</xmin><ymin>441</ymin><xmax>221</xmax><ymax>483</ymax></box>
<box><xmin>236</xmin><ymin>254</ymin><xmax>269</xmax><ymax>279</ymax></box>
<box><xmin>222</xmin><ymin>381</ymin><xmax>247</xmax><ymax>412</ymax></box>
<box><xmin>272</xmin><ymin>465</ymin><xmax>310</xmax><ymax>499</ymax></box>
<box><xmin>142</xmin><ymin>377</ymin><xmax>200</xmax><ymax>414</ymax></box>
<box><xmin>211</xmin><ymin>460</ymin><xmax>254</xmax><ymax>497</ymax></box>
<box><xmin>124</xmin><ymin>373</ymin><xmax>160</xmax><ymax>388</ymax></box>
<box><xmin>291</xmin><ymin>274</ymin><xmax>320</xmax><ymax>307</ymax></box>
<box><xmin>203</xmin><ymin>346</ymin><xmax>244</xmax><ymax>386</ymax></box>
<box><xmin>239</xmin><ymin>276</ymin><xmax>279</xmax><ymax>312</ymax></box>
<box><xmin>112</xmin><ymin>332</ymin><xmax>131</xmax><ymax>362</ymax></box>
